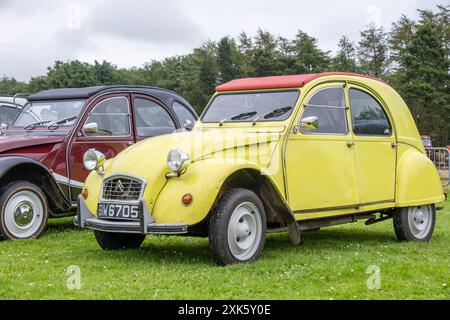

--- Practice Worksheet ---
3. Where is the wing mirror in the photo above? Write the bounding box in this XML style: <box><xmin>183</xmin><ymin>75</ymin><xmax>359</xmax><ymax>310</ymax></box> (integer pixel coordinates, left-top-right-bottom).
<box><xmin>82</xmin><ymin>122</ymin><xmax>98</xmax><ymax>135</ymax></box>
<box><xmin>183</xmin><ymin>119</ymin><xmax>194</xmax><ymax>131</ymax></box>
<box><xmin>300</xmin><ymin>116</ymin><xmax>319</xmax><ymax>131</ymax></box>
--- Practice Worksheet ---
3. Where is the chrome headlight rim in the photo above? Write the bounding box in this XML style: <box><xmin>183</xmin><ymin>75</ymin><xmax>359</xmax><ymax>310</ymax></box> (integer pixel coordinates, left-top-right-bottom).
<box><xmin>167</xmin><ymin>149</ymin><xmax>190</xmax><ymax>173</ymax></box>
<box><xmin>83</xmin><ymin>149</ymin><xmax>106</xmax><ymax>173</ymax></box>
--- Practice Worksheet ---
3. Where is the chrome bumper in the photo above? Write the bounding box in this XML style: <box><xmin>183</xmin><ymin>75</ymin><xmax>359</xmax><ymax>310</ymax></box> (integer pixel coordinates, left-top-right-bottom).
<box><xmin>74</xmin><ymin>195</ymin><xmax>188</xmax><ymax>235</ymax></box>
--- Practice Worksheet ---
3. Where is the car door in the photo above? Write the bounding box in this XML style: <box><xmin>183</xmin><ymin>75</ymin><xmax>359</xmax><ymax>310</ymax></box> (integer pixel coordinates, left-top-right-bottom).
<box><xmin>131</xmin><ymin>94</ymin><xmax>178</xmax><ymax>142</ymax></box>
<box><xmin>68</xmin><ymin>94</ymin><xmax>134</xmax><ymax>201</ymax></box>
<box><xmin>348</xmin><ymin>86</ymin><xmax>396</xmax><ymax>204</ymax></box>
<box><xmin>285</xmin><ymin>83</ymin><xmax>360</xmax><ymax>212</ymax></box>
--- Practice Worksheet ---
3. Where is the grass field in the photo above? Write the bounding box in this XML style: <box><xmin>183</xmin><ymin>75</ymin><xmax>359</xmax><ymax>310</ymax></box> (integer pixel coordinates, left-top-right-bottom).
<box><xmin>0</xmin><ymin>199</ymin><xmax>449</xmax><ymax>300</ymax></box>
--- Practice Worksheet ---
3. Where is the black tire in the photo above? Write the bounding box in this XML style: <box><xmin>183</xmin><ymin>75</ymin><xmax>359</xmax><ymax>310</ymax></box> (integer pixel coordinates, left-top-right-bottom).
<box><xmin>0</xmin><ymin>181</ymin><xmax>49</xmax><ymax>240</ymax></box>
<box><xmin>393</xmin><ymin>205</ymin><xmax>436</xmax><ymax>242</ymax></box>
<box><xmin>209</xmin><ymin>188</ymin><xmax>266</xmax><ymax>266</ymax></box>
<box><xmin>94</xmin><ymin>230</ymin><xmax>145</xmax><ymax>250</ymax></box>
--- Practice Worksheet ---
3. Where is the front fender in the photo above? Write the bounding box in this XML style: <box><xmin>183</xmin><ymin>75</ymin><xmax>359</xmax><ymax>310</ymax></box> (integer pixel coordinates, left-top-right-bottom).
<box><xmin>0</xmin><ymin>156</ymin><xmax>72</xmax><ymax>213</ymax></box>
<box><xmin>0</xmin><ymin>156</ymin><xmax>42</xmax><ymax>178</ymax></box>
<box><xmin>396</xmin><ymin>145</ymin><xmax>445</xmax><ymax>207</ymax></box>
<box><xmin>152</xmin><ymin>159</ymin><xmax>271</xmax><ymax>225</ymax></box>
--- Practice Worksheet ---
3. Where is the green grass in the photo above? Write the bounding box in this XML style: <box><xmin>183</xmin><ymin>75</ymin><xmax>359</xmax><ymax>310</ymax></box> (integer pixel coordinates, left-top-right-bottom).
<box><xmin>0</xmin><ymin>199</ymin><xmax>449</xmax><ymax>300</ymax></box>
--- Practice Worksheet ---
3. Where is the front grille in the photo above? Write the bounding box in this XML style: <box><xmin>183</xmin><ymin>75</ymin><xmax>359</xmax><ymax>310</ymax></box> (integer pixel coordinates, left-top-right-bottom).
<box><xmin>102</xmin><ymin>176</ymin><xmax>144</xmax><ymax>201</ymax></box>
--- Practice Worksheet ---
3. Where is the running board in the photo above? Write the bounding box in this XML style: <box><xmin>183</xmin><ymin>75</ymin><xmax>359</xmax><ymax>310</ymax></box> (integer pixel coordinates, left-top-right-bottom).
<box><xmin>267</xmin><ymin>214</ymin><xmax>376</xmax><ymax>233</ymax></box>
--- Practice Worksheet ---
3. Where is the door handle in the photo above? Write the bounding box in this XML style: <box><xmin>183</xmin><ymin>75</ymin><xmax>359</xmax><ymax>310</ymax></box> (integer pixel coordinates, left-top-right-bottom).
<box><xmin>392</xmin><ymin>143</ymin><xmax>399</xmax><ymax>149</ymax></box>
<box><xmin>347</xmin><ymin>141</ymin><xmax>355</xmax><ymax>147</ymax></box>
<box><xmin>128</xmin><ymin>141</ymin><xmax>135</xmax><ymax>146</ymax></box>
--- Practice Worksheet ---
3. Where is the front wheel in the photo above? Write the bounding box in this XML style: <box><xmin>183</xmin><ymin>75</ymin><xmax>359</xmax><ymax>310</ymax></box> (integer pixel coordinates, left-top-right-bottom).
<box><xmin>0</xmin><ymin>181</ymin><xmax>49</xmax><ymax>240</ymax></box>
<box><xmin>94</xmin><ymin>230</ymin><xmax>146</xmax><ymax>250</ymax></box>
<box><xmin>209</xmin><ymin>189</ymin><xmax>266</xmax><ymax>266</ymax></box>
<box><xmin>393</xmin><ymin>205</ymin><xmax>436</xmax><ymax>242</ymax></box>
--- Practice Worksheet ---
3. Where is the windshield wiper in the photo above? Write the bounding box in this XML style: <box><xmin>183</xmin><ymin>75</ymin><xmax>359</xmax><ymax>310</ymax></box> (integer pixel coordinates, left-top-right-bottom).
<box><xmin>263</xmin><ymin>106</ymin><xmax>293</xmax><ymax>120</ymax></box>
<box><xmin>47</xmin><ymin>116</ymin><xmax>78</xmax><ymax>130</ymax></box>
<box><xmin>24</xmin><ymin>120</ymin><xmax>52</xmax><ymax>130</ymax></box>
<box><xmin>219</xmin><ymin>112</ymin><xmax>258</xmax><ymax>126</ymax></box>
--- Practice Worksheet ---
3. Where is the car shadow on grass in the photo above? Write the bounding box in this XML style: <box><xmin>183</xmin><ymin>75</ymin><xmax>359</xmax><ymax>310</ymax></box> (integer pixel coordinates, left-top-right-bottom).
<box><xmin>84</xmin><ymin>226</ymin><xmax>400</xmax><ymax>266</ymax></box>
<box><xmin>82</xmin><ymin>236</ymin><xmax>215</xmax><ymax>266</ymax></box>
<box><xmin>139</xmin><ymin>239</ymin><xmax>212</xmax><ymax>264</ymax></box>
<box><xmin>265</xmin><ymin>227</ymin><xmax>397</xmax><ymax>250</ymax></box>
<box><xmin>46</xmin><ymin>217</ymin><xmax>79</xmax><ymax>233</ymax></box>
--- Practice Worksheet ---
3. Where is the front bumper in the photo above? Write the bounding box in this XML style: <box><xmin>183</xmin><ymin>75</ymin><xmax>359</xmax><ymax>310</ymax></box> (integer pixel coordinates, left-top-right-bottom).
<box><xmin>74</xmin><ymin>195</ymin><xmax>188</xmax><ymax>235</ymax></box>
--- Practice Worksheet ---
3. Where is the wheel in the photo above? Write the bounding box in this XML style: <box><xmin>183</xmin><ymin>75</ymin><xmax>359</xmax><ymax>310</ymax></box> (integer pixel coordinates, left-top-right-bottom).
<box><xmin>209</xmin><ymin>188</ymin><xmax>266</xmax><ymax>265</ymax></box>
<box><xmin>94</xmin><ymin>230</ymin><xmax>145</xmax><ymax>250</ymax></box>
<box><xmin>393</xmin><ymin>205</ymin><xmax>436</xmax><ymax>242</ymax></box>
<box><xmin>0</xmin><ymin>181</ymin><xmax>49</xmax><ymax>240</ymax></box>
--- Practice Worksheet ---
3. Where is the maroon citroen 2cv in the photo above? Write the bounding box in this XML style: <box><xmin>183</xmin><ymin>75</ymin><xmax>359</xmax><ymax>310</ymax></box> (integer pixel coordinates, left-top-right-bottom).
<box><xmin>0</xmin><ymin>86</ymin><xmax>197</xmax><ymax>240</ymax></box>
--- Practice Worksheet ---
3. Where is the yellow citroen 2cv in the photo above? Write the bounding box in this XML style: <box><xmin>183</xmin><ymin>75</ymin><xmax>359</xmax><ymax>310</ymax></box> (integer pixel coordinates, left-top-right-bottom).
<box><xmin>76</xmin><ymin>72</ymin><xmax>445</xmax><ymax>265</ymax></box>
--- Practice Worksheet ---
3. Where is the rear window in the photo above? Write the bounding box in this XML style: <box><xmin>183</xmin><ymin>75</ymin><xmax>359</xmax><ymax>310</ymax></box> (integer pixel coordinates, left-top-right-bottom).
<box><xmin>349</xmin><ymin>89</ymin><xmax>392</xmax><ymax>136</ymax></box>
<box><xmin>0</xmin><ymin>105</ymin><xmax>19</xmax><ymax>125</ymax></box>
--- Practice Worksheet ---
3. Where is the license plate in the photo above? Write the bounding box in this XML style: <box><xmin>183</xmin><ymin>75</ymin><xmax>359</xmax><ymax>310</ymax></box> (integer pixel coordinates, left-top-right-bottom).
<box><xmin>97</xmin><ymin>203</ymin><xmax>140</xmax><ymax>220</ymax></box>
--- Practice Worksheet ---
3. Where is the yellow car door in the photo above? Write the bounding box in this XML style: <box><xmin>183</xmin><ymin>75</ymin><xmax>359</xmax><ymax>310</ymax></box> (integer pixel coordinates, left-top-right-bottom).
<box><xmin>348</xmin><ymin>86</ymin><xmax>396</xmax><ymax>205</ymax></box>
<box><xmin>285</xmin><ymin>83</ymin><xmax>360</xmax><ymax>213</ymax></box>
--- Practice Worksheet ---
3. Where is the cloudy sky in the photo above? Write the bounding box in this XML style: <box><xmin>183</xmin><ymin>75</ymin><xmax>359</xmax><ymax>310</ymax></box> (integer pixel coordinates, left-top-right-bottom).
<box><xmin>0</xmin><ymin>0</ymin><xmax>443</xmax><ymax>81</ymax></box>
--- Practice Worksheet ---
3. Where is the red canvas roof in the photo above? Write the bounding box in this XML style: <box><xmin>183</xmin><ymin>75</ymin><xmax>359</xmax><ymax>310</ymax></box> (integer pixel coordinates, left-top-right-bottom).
<box><xmin>215</xmin><ymin>72</ymin><xmax>383</xmax><ymax>92</ymax></box>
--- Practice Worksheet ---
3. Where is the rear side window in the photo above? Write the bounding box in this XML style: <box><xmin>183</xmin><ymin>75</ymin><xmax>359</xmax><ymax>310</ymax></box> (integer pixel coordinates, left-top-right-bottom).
<box><xmin>349</xmin><ymin>89</ymin><xmax>392</xmax><ymax>136</ymax></box>
<box><xmin>173</xmin><ymin>101</ymin><xmax>196</xmax><ymax>125</ymax></box>
<box><xmin>85</xmin><ymin>97</ymin><xmax>130</xmax><ymax>136</ymax></box>
<box><xmin>134</xmin><ymin>98</ymin><xmax>176</xmax><ymax>137</ymax></box>
<box><xmin>300</xmin><ymin>87</ymin><xmax>348</xmax><ymax>134</ymax></box>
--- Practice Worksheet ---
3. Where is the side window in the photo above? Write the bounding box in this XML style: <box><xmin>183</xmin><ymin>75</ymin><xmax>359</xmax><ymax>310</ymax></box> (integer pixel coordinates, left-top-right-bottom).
<box><xmin>349</xmin><ymin>89</ymin><xmax>392</xmax><ymax>136</ymax></box>
<box><xmin>0</xmin><ymin>105</ymin><xmax>19</xmax><ymax>124</ymax></box>
<box><xmin>134</xmin><ymin>98</ymin><xmax>176</xmax><ymax>137</ymax></box>
<box><xmin>172</xmin><ymin>101</ymin><xmax>196</xmax><ymax>125</ymax></box>
<box><xmin>300</xmin><ymin>87</ymin><xmax>348</xmax><ymax>134</ymax></box>
<box><xmin>85</xmin><ymin>97</ymin><xmax>130</xmax><ymax>136</ymax></box>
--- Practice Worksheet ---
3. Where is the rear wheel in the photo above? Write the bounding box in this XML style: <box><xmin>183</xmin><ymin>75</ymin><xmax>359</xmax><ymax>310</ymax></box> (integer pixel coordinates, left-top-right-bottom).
<box><xmin>393</xmin><ymin>205</ymin><xmax>436</xmax><ymax>242</ymax></box>
<box><xmin>94</xmin><ymin>230</ymin><xmax>145</xmax><ymax>250</ymax></box>
<box><xmin>209</xmin><ymin>189</ymin><xmax>266</xmax><ymax>265</ymax></box>
<box><xmin>0</xmin><ymin>181</ymin><xmax>49</xmax><ymax>240</ymax></box>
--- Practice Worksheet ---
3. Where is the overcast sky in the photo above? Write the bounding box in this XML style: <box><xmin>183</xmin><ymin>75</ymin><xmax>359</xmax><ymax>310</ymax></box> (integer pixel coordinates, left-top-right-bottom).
<box><xmin>0</xmin><ymin>0</ymin><xmax>444</xmax><ymax>81</ymax></box>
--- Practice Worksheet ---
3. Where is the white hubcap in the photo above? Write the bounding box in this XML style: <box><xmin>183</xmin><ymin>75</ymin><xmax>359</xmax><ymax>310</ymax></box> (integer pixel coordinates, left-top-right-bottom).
<box><xmin>4</xmin><ymin>190</ymin><xmax>44</xmax><ymax>238</ymax></box>
<box><xmin>227</xmin><ymin>202</ymin><xmax>262</xmax><ymax>261</ymax></box>
<box><xmin>407</xmin><ymin>205</ymin><xmax>433</xmax><ymax>240</ymax></box>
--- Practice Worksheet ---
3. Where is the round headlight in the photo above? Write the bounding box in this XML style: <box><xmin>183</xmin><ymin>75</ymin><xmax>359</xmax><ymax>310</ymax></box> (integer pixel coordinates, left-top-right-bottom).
<box><xmin>83</xmin><ymin>149</ymin><xmax>106</xmax><ymax>171</ymax></box>
<box><xmin>167</xmin><ymin>149</ymin><xmax>190</xmax><ymax>172</ymax></box>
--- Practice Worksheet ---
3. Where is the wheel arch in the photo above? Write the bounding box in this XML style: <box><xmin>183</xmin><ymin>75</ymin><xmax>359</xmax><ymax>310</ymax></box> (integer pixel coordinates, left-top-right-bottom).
<box><xmin>0</xmin><ymin>156</ymin><xmax>72</xmax><ymax>215</ymax></box>
<box><xmin>215</xmin><ymin>168</ymin><xmax>296</xmax><ymax>228</ymax></box>
<box><xmin>396</xmin><ymin>145</ymin><xmax>445</xmax><ymax>207</ymax></box>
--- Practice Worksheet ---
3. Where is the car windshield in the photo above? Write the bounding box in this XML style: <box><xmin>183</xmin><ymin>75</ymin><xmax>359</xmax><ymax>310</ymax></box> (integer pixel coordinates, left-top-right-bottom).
<box><xmin>14</xmin><ymin>100</ymin><xmax>85</xmax><ymax>128</ymax></box>
<box><xmin>202</xmin><ymin>91</ymin><xmax>300</xmax><ymax>123</ymax></box>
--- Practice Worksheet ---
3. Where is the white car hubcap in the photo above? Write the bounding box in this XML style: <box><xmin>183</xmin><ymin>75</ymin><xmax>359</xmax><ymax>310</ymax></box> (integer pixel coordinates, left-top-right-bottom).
<box><xmin>4</xmin><ymin>190</ymin><xmax>44</xmax><ymax>238</ymax></box>
<box><xmin>407</xmin><ymin>205</ymin><xmax>433</xmax><ymax>240</ymax></box>
<box><xmin>227</xmin><ymin>202</ymin><xmax>262</xmax><ymax>261</ymax></box>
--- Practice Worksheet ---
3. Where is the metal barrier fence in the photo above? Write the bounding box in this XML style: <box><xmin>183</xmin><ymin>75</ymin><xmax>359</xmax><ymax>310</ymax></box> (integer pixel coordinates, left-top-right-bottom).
<box><xmin>425</xmin><ymin>147</ymin><xmax>450</xmax><ymax>187</ymax></box>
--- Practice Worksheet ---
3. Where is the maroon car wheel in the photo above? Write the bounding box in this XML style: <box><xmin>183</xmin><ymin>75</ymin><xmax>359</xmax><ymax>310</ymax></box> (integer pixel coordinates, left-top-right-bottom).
<box><xmin>0</xmin><ymin>181</ymin><xmax>49</xmax><ymax>240</ymax></box>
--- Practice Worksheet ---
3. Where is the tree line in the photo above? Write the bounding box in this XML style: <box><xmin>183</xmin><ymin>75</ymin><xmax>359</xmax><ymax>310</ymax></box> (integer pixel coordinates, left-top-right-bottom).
<box><xmin>1</xmin><ymin>5</ymin><xmax>449</xmax><ymax>145</ymax></box>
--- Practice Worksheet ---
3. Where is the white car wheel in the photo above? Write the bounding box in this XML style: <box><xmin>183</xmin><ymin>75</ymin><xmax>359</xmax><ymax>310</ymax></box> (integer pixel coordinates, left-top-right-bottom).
<box><xmin>0</xmin><ymin>181</ymin><xmax>49</xmax><ymax>240</ymax></box>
